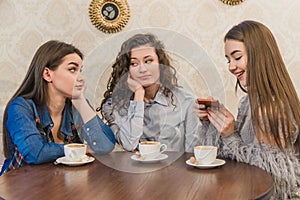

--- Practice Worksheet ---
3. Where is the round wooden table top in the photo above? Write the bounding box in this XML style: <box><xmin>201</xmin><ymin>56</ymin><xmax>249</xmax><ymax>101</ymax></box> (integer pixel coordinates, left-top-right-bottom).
<box><xmin>0</xmin><ymin>152</ymin><xmax>273</xmax><ymax>200</ymax></box>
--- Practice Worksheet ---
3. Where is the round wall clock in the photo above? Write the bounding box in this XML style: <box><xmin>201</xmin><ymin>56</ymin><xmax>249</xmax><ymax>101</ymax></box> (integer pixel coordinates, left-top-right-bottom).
<box><xmin>220</xmin><ymin>0</ymin><xmax>245</xmax><ymax>6</ymax></box>
<box><xmin>89</xmin><ymin>0</ymin><xmax>130</xmax><ymax>34</ymax></box>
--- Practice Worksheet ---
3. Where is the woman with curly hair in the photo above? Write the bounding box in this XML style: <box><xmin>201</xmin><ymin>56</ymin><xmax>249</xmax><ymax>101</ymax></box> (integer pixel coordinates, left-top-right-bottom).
<box><xmin>196</xmin><ymin>20</ymin><xmax>300</xmax><ymax>199</ymax></box>
<box><xmin>98</xmin><ymin>33</ymin><xmax>201</xmax><ymax>152</ymax></box>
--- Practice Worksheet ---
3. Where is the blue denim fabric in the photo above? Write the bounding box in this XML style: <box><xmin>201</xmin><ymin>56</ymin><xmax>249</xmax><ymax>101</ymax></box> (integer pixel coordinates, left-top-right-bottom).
<box><xmin>1</xmin><ymin>97</ymin><xmax>115</xmax><ymax>174</ymax></box>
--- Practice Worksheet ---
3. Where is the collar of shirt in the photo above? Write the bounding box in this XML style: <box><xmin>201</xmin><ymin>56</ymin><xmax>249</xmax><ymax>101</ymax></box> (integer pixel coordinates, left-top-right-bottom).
<box><xmin>37</xmin><ymin>103</ymin><xmax>73</xmax><ymax>136</ymax></box>
<box><xmin>146</xmin><ymin>89</ymin><xmax>168</xmax><ymax>106</ymax></box>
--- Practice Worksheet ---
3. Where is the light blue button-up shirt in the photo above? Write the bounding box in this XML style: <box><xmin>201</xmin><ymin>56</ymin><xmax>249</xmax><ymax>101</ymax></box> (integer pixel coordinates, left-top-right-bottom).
<box><xmin>103</xmin><ymin>87</ymin><xmax>202</xmax><ymax>152</ymax></box>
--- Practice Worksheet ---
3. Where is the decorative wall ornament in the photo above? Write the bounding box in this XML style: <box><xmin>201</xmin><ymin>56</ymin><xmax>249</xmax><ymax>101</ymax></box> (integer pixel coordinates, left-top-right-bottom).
<box><xmin>220</xmin><ymin>0</ymin><xmax>245</xmax><ymax>6</ymax></box>
<box><xmin>89</xmin><ymin>0</ymin><xmax>130</xmax><ymax>34</ymax></box>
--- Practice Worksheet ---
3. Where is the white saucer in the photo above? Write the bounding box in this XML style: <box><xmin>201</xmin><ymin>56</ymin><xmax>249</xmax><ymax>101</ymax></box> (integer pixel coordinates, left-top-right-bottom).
<box><xmin>186</xmin><ymin>158</ymin><xmax>225</xmax><ymax>169</ymax></box>
<box><xmin>131</xmin><ymin>154</ymin><xmax>168</xmax><ymax>163</ymax></box>
<box><xmin>54</xmin><ymin>155</ymin><xmax>95</xmax><ymax>166</ymax></box>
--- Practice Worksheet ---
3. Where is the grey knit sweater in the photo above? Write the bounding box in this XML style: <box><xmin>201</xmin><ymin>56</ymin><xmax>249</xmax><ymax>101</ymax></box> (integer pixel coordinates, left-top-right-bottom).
<box><xmin>200</xmin><ymin>95</ymin><xmax>300</xmax><ymax>199</ymax></box>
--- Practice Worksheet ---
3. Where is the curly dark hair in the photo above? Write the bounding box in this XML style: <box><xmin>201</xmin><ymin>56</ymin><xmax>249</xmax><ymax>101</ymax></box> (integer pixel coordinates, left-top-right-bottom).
<box><xmin>97</xmin><ymin>33</ymin><xmax>179</xmax><ymax>118</ymax></box>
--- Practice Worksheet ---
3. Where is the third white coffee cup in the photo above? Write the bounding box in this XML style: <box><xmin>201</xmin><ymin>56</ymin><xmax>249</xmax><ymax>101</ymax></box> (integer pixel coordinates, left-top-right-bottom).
<box><xmin>194</xmin><ymin>145</ymin><xmax>217</xmax><ymax>165</ymax></box>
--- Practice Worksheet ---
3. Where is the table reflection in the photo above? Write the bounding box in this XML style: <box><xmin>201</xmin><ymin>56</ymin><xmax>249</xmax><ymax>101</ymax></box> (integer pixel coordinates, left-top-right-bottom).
<box><xmin>93</xmin><ymin>151</ymin><xmax>183</xmax><ymax>173</ymax></box>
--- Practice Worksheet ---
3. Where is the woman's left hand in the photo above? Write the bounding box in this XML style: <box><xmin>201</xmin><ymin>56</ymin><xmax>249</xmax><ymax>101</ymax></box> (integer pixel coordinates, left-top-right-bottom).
<box><xmin>207</xmin><ymin>104</ymin><xmax>235</xmax><ymax>137</ymax></box>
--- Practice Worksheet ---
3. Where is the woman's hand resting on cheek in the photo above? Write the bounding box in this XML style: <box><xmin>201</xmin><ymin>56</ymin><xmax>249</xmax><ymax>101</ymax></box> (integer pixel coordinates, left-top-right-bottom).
<box><xmin>71</xmin><ymin>78</ymin><xmax>96</xmax><ymax>123</ymax></box>
<box><xmin>127</xmin><ymin>74</ymin><xmax>143</xmax><ymax>92</ymax></box>
<box><xmin>71</xmin><ymin>78</ymin><xmax>87</xmax><ymax>105</ymax></box>
<box><xmin>127</xmin><ymin>74</ymin><xmax>145</xmax><ymax>101</ymax></box>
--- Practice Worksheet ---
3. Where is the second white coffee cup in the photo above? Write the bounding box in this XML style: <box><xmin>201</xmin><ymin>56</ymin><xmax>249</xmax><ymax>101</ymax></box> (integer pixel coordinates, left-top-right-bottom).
<box><xmin>139</xmin><ymin>141</ymin><xmax>167</xmax><ymax>159</ymax></box>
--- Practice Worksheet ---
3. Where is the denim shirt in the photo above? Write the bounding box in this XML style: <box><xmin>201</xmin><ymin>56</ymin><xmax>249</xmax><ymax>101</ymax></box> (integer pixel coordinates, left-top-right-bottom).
<box><xmin>1</xmin><ymin>97</ymin><xmax>115</xmax><ymax>174</ymax></box>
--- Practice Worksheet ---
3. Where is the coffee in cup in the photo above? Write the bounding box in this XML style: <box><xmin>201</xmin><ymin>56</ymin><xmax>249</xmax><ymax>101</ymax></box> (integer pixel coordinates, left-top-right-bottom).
<box><xmin>194</xmin><ymin>145</ymin><xmax>217</xmax><ymax>165</ymax></box>
<box><xmin>138</xmin><ymin>141</ymin><xmax>167</xmax><ymax>159</ymax></box>
<box><xmin>64</xmin><ymin>143</ymin><xmax>87</xmax><ymax>162</ymax></box>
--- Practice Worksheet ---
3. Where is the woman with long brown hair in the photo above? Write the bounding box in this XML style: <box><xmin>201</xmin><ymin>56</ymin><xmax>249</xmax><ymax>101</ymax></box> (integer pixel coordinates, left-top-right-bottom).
<box><xmin>197</xmin><ymin>20</ymin><xmax>300</xmax><ymax>199</ymax></box>
<box><xmin>1</xmin><ymin>40</ymin><xmax>115</xmax><ymax>175</ymax></box>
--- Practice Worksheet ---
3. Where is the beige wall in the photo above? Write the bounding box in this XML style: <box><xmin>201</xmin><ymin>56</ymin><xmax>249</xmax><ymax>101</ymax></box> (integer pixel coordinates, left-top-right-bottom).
<box><xmin>1</xmin><ymin>0</ymin><xmax>300</xmax><ymax>161</ymax></box>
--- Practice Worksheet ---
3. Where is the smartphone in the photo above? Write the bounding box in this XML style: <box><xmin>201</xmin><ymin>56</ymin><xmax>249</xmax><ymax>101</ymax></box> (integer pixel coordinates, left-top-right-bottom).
<box><xmin>197</xmin><ymin>98</ymin><xmax>219</xmax><ymax>110</ymax></box>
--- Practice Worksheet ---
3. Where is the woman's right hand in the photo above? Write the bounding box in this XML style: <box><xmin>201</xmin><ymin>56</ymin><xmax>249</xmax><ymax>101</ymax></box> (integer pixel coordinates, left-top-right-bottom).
<box><xmin>127</xmin><ymin>73</ymin><xmax>145</xmax><ymax>101</ymax></box>
<box><xmin>194</xmin><ymin>97</ymin><xmax>215</xmax><ymax>121</ymax></box>
<box><xmin>194</xmin><ymin>102</ymin><xmax>209</xmax><ymax>121</ymax></box>
<box><xmin>127</xmin><ymin>74</ymin><xmax>142</xmax><ymax>92</ymax></box>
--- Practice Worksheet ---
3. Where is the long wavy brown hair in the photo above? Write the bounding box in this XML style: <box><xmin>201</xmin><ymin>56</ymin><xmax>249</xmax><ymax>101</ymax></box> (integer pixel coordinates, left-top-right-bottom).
<box><xmin>97</xmin><ymin>33</ymin><xmax>179</xmax><ymax>118</ymax></box>
<box><xmin>2</xmin><ymin>40</ymin><xmax>83</xmax><ymax>158</ymax></box>
<box><xmin>225</xmin><ymin>20</ymin><xmax>300</xmax><ymax>154</ymax></box>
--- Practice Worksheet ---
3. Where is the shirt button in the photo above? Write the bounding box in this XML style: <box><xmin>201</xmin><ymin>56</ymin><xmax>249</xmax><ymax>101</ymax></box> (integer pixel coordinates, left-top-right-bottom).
<box><xmin>93</xmin><ymin>141</ymin><xmax>97</xmax><ymax>146</ymax></box>
<box><xmin>86</xmin><ymin>128</ymin><xmax>90</xmax><ymax>131</ymax></box>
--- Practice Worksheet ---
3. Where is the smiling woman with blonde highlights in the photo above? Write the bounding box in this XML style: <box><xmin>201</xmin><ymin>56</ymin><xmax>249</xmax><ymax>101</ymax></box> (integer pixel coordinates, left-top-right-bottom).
<box><xmin>197</xmin><ymin>20</ymin><xmax>300</xmax><ymax>199</ymax></box>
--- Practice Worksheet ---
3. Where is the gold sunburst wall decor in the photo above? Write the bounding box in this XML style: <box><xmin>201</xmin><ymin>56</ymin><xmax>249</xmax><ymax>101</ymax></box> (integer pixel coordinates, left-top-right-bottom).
<box><xmin>89</xmin><ymin>0</ymin><xmax>130</xmax><ymax>34</ymax></box>
<box><xmin>220</xmin><ymin>0</ymin><xmax>245</xmax><ymax>6</ymax></box>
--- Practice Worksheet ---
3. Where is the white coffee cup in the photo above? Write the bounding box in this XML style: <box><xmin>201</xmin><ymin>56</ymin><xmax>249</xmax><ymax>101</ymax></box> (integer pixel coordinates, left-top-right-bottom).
<box><xmin>139</xmin><ymin>141</ymin><xmax>167</xmax><ymax>159</ymax></box>
<box><xmin>194</xmin><ymin>145</ymin><xmax>217</xmax><ymax>165</ymax></box>
<box><xmin>64</xmin><ymin>143</ymin><xmax>87</xmax><ymax>162</ymax></box>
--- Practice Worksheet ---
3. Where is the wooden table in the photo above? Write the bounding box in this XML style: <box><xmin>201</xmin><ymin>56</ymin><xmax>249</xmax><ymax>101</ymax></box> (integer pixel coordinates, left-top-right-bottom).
<box><xmin>0</xmin><ymin>152</ymin><xmax>273</xmax><ymax>200</ymax></box>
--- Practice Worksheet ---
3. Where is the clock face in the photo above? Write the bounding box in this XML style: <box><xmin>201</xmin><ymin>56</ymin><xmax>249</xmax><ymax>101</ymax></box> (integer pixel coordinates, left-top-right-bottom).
<box><xmin>101</xmin><ymin>3</ymin><xmax>119</xmax><ymax>21</ymax></box>
<box><xmin>220</xmin><ymin>0</ymin><xmax>245</xmax><ymax>6</ymax></box>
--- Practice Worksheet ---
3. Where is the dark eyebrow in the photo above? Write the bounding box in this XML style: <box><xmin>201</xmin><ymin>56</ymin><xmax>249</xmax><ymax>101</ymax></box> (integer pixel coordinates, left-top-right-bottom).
<box><xmin>144</xmin><ymin>55</ymin><xmax>153</xmax><ymax>59</ymax></box>
<box><xmin>230</xmin><ymin>50</ymin><xmax>242</xmax><ymax>56</ymax></box>
<box><xmin>225</xmin><ymin>50</ymin><xmax>242</xmax><ymax>58</ymax></box>
<box><xmin>68</xmin><ymin>62</ymin><xmax>79</xmax><ymax>67</ymax></box>
<box><xmin>130</xmin><ymin>54</ymin><xmax>154</xmax><ymax>60</ymax></box>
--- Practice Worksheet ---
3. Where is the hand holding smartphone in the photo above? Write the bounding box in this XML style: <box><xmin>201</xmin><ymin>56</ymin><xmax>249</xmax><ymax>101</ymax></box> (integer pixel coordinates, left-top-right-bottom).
<box><xmin>197</xmin><ymin>98</ymin><xmax>219</xmax><ymax>110</ymax></box>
